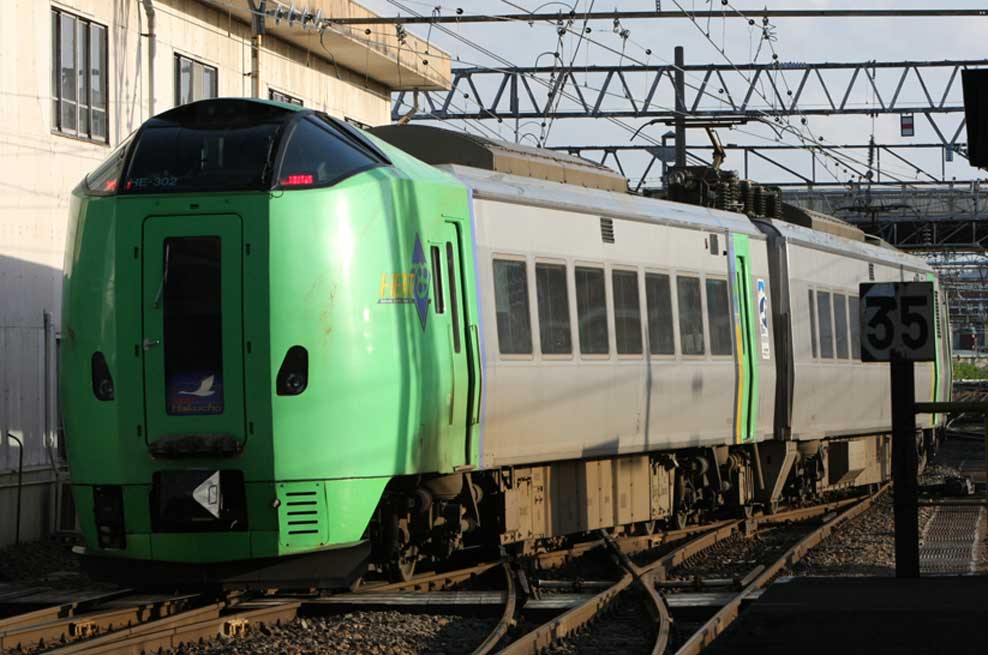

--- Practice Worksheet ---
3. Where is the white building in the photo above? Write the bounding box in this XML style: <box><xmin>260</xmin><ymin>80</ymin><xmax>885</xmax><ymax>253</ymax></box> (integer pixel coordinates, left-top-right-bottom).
<box><xmin>0</xmin><ymin>0</ymin><xmax>449</xmax><ymax>546</ymax></box>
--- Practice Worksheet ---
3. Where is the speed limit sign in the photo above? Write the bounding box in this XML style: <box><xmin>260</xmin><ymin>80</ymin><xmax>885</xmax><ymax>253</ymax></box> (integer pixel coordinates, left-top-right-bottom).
<box><xmin>859</xmin><ymin>282</ymin><xmax>935</xmax><ymax>362</ymax></box>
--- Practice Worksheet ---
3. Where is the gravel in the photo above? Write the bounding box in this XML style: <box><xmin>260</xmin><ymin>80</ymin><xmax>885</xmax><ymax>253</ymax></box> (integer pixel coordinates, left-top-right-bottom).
<box><xmin>0</xmin><ymin>538</ymin><xmax>91</xmax><ymax>589</ymax></box>
<box><xmin>543</xmin><ymin>591</ymin><xmax>655</xmax><ymax>655</ymax></box>
<box><xmin>667</xmin><ymin>525</ymin><xmax>810</xmax><ymax>580</ymax></box>
<box><xmin>793</xmin><ymin>438</ymin><xmax>985</xmax><ymax>577</ymax></box>
<box><xmin>176</xmin><ymin>611</ymin><xmax>498</xmax><ymax>655</ymax></box>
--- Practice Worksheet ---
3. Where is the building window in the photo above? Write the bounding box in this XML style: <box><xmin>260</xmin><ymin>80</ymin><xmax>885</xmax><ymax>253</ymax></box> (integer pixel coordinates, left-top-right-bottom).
<box><xmin>175</xmin><ymin>55</ymin><xmax>218</xmax><ymax>105</ymax></box>
<box><xmin>645</xmin><ymin>273</ymin><xmax>675</xmax><ymax>355</ymax></box>
<box><xmin>706</xmin><ymin>278</ymin><xmax>733</xmax><ymax>356</ymax></box>
<box><xmin>612</xmin><ymin>270</ymin><xmax>643</xmax><ymax>355</ymax></box>
<box><xmin>677</xmin><ymin>276</ymin><xmax>705</xmax><ymax>355</ymax></box>
<box><xmin>575</xmin><ymin>267</ymin><xmax>609</xmax><ymax>355</ymax></box>
<box><xmin>51</xmin><ymin>9</ymin><xmax>108</xmax><ymax>142</ymax></box>
<box><xmin>270</xmin><ymin>89</ymin><xmax>303</xmax><ymax>106</ymax></box>
<box><xmin>345</xmin><ymin>116</ymin><xmax>372</xmax><ymax>130</ymax></box>
<box><xmin>493</xmin><ymin>259</ymin><xmax>532</xmax><ymax>355</ymax></box>
<box><xmin>536</xmin><ymin>263</ymin><xmax>572</xmax><ymax>355</ymax></box>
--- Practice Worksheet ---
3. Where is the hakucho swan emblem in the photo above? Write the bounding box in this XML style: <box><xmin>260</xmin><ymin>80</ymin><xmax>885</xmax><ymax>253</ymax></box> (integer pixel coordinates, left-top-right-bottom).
<box><xmin>378</xmin><ymin>234</ymin><xmax>431</xmax><ymax>331</ymax></box>
<box><xmin>178</xmin><ymin>374</ymin><xmax>217</xmax><ymax>397</ymax></box>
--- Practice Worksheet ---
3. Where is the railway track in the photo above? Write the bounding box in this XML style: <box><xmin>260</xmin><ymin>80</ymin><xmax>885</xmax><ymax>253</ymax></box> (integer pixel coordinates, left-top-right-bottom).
<box><xmin>0</xmin><ymin>490</ymin><xmax>884</xmax><ymax>655</ymax></box>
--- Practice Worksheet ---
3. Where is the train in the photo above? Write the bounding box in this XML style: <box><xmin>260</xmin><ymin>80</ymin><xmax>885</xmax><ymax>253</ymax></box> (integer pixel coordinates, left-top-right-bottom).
<box><xmin>60</xmin><ymin>97</ymin><xmax>952</xmax><ymax>589</ymax></box>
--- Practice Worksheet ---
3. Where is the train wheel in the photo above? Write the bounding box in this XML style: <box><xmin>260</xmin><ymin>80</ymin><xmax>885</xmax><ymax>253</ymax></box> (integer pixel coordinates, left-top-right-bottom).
<box><xmin>388</xmin><ymin>545</ymin><xmax>419</xmax><ymax>582</ymax></box>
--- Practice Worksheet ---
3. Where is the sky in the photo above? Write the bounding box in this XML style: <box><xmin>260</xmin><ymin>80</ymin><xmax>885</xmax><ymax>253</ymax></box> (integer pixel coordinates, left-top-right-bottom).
<box><xmin>352</xmin><ymin>0</ymin><xmax>988</xmax><ymax>189</ymax></box>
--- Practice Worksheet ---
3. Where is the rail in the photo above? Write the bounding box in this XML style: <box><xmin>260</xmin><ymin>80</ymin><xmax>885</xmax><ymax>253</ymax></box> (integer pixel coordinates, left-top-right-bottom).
<box><xmin>0</xmin><ymin>490</ymin><xmax>886</xmax><ymax>655</ymax></box>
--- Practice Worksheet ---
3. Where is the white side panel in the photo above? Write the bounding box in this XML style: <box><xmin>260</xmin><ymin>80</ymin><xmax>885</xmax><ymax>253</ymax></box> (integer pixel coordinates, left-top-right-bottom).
<box><xmin>787</xmin><ymin>244</ymin><xmax>935</xmax><ymax>438</ymax></box>
<box><xmin>473</xmin><ymin>197</ymin><xmax>763</xmax><ymax>467</ymax></box>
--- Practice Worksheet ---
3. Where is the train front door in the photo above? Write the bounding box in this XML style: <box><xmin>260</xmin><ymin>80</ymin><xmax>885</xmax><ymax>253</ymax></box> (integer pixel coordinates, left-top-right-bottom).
<box><xmin>141</xmin><ymin>215</ymin><xmax>247</xmax><ymax>450</ymax></box>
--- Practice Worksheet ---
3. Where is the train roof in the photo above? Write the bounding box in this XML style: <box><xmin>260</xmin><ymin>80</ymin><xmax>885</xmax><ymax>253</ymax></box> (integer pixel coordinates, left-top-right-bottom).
<box><xmin>756</xmin><ymin>218</ymin><xmax>933</xmax><ymax>273</ymax></box>
<box><xmin>439</xmin><ymin>164</ymin><xmax>765</xmax><ymax>238</ymax></box>
<box><xmin>369</xmin><ymin>124</ymin><xmax>628</xmax><ymax>192</ymax></box>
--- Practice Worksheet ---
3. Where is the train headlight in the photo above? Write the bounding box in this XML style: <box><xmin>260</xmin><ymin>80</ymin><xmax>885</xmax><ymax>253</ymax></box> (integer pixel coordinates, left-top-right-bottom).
<box><xmin>90</xmin><ymin>352</ymin><xmax>115</xmax><ymax>401</ymax></box>
<box><xmin>276</xmin><ymin>346</ymin><xmax>309</xmax><ymax>396</ymax></box>
<box><xmin>93</xmin><ymin>485</ymin><xmax>126</xmax><ymax>549</ymax></box>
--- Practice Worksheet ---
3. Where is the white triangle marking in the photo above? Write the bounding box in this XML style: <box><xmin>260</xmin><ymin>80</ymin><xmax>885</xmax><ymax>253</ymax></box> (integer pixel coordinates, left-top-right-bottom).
<box><xmin>193</xmin><ymin>471</ymin><xmax>221</xmax><ymax>519</ymax></box>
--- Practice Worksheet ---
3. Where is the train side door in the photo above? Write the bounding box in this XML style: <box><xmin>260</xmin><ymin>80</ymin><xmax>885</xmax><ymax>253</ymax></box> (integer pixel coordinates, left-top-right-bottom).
<box><xmin>732</xmin><ymin>234</ymin><xmax>759</xmax><ymax>443</ymax></box>
<box><xmin>141</xmin><ymin>215</ymin><xmax>247</xmax><ymax>449</ymax></box>
<box><xmin>431</xmin><ymin>221</ymin><xmax>470</xmax><ymax>468</ymax></box>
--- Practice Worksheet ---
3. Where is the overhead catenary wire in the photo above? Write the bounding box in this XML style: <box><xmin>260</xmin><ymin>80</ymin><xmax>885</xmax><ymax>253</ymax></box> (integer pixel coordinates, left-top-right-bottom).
<box><xmin>220</xmin><ymin>0</ymin><xmax>959</xmax><ymax>186</ymax></box>
<box><xmin>324</xmin><ymin>8</ymin><xmax>988</xmax><ymax>25</ymax></box>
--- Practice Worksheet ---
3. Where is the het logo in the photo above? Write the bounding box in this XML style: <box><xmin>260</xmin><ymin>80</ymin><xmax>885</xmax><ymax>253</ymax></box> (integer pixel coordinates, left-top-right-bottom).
<box><xmin>378</xmin><ymin>234</ymin><xmax>430</xmax><ymax>330</ymax></box>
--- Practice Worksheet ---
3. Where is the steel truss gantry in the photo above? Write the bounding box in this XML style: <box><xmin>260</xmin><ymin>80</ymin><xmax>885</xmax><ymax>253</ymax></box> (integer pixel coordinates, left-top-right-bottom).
<box><xmin>550</xmin><ymin>143</ymin><xmax>976</xmax><ymax>189</ymax></box>
<box><xmin>784</xmin><ymin>186</ymin><xmax>988</xmax><ymax>250</ymax></box>
<box><xmin>393</xmin><ymin>59</ymin><xmax>986</xmax><ymax>128</ymax></box>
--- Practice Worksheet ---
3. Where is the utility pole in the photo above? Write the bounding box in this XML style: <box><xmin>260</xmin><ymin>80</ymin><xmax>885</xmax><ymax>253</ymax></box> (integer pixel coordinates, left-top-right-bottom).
<box><xmin>674</xmin><ymin>46</ymin><xmax>686</xmax><ymax>168</ymax></box>
<box><xmin>248</xmin><ymin>0</ymin><xmax>266</xmax><ymax>98</ymax></box>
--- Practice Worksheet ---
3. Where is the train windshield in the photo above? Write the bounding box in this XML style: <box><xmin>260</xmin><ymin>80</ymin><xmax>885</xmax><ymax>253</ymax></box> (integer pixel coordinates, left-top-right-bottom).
<box><xmin>122</xmin><ymin>100</ymin><xmax>293</xmax><ymax>194</ymax></box>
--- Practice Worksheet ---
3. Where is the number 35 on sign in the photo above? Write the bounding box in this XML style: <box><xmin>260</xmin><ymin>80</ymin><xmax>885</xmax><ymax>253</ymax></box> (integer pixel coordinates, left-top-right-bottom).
<box><xmin>859</xmin><ymin>282</ymin><xmax>935</xmax><ymax>363</ymax></box>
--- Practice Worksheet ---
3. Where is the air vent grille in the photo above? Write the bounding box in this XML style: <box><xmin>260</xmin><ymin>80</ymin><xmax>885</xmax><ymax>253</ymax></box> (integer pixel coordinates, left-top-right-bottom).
<box><xmin>868</xmin><ymin>263</ymin><xmax>875</xmax><ymax>280</ymax></box>
<box><xmin>277</xmin><ymin>482</ymin><xmax>326</xmax><ymax>548</ymax></box>
<box><xmin>600</xmin><ymin>217</ymin><xmax>615</xmax><ymax>243</ymax></box>
<box><xmin>284</xmin><ymin>490</ymin><xmax>320</xmax><ymax>535</ymax></box>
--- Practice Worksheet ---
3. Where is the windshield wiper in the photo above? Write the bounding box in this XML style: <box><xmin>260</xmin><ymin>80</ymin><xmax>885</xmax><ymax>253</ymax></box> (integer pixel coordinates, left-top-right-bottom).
<box><xmin>153</xmin><ymin>242</ymin><xmax>171</xmax><ymax>309</ymax></box>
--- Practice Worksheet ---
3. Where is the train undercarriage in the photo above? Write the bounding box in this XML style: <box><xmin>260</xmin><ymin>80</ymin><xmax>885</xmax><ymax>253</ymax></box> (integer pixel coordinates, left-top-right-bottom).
<box><xmin>370</xmin><ymin>430</ymin><xmax>937</xmax><ymax>579</ymax></box>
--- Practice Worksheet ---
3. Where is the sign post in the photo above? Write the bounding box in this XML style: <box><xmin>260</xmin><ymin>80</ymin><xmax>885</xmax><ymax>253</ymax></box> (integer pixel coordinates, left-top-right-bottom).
<box><xmin>860</xmin><ymin>281</ymin><xmax>936</xmax><ymax>578</ymax></box>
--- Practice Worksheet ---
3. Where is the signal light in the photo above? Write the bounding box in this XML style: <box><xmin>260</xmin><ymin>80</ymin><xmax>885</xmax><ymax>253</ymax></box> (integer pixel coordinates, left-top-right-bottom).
<box><xmin>104</xmin><ymin>179</ymin><xmax>118</xmax><ymax>192</ymax></box>
<box><xmin>281</xmin><ymin>174</ymin><xmax>314</xmax><ymax>186</ymax></box>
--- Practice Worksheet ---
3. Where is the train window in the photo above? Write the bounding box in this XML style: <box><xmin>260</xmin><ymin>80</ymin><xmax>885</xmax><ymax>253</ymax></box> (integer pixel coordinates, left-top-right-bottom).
<box><xmin>276</xmin><ymin>117</ymin><xmax>383</xmax><ymax>188</ymax></box>
<box><xmin>848</xmin><ymin>296</ymin><xmax>861</xmax><ymax>359</ymax></box>
<box><xmin>162</xmin><ymin>237</ymin><xmax>225</xmax><ymax>416</ymax></box>
<box><xmin>645</xmin><ymin>273</ymin><xmax>675</xmax><ymax>355</ymax></box>
<box><xmin>834</xmin><ymin>294</ymin><xmax>849</xmax><ymax>359</ymax></box>
<box><xmin>493</xmin><ymin>260</ymin><xmax>532</xmax><ymax>355</ymax></box>
<box><xmin>431</xmin><ymin>246</ymin><xmax>445</xmax><ymax>314</ymax></box>
<box><xmin>706</xmin><ymin>279</ymin><xmax>733</xmax><ymax>356</ymax></box>
<box><xmin>612</xmin><ymin>270</ymin><xmax>643</xmax><ymax>355</ymax></box>
<box><xmin>446</xmin><ymin>243</ymin><xmax>461</xmax><ymax>354</ymax></box>
<box><xmin>123</xmin><ymin>101</ymin><xmax>292</xmax><ymax>193</ymax></box>
<box><xmin>536</xmin><ymin>263</ymin><xmax>572</xmax><ymax>355</ymax></box>
<box><xmin>576</xmin><ymin>267</ymin><xmax>609</xmax><ymax>355</ymax></box>
<box><xmin>84</xmin><ymin>136</ymin><xmax>133</xmax><ymax>195</ymax></box>
<box><xmin>677</xmin><ymin>276</ymin><xmax>705</xmax><ymax>356</ymax></box>
<box><xmin>817</xmin><ymin>291</ymin><xmax>834</xmax><ymax>358</ymax></box>
<box><xmin>808</xmin><ymin>289</ymin><xmax>818</xmax><ymax>358</ymax></box>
